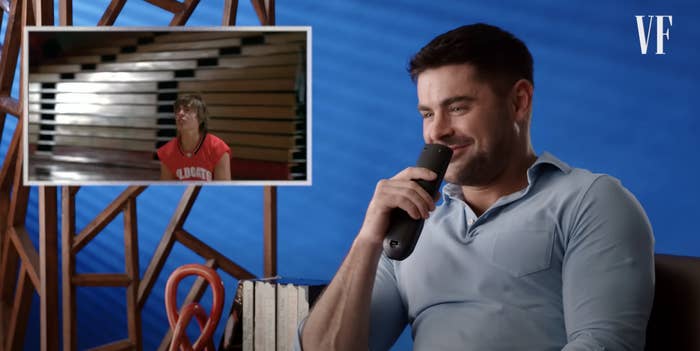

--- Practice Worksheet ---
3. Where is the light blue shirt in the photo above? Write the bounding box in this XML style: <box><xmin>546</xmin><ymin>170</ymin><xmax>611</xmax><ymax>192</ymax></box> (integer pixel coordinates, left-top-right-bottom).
<box><xmin>369</xmin><ymin>152</ymin><xmax>654</xmax><ymax>350</ymax></box>
<box><xmin>298</xmin><ymin>152</ymin><xmax>654</xmax><ymax>350</ymax></box>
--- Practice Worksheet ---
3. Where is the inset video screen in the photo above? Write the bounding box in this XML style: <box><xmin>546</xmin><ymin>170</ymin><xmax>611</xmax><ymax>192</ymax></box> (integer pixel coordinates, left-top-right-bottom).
<box><xmin>24</xmin><ymin>27</ymin><xmax>310</xmax><ymax>185</ymax></box>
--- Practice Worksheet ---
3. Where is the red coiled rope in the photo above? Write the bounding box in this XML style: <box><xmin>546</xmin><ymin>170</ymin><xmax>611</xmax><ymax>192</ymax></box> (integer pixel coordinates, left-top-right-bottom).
<box><xmin>165</xmin><ymin>264</ymin><xmax>224</xmax><ymax>351</ymax></box>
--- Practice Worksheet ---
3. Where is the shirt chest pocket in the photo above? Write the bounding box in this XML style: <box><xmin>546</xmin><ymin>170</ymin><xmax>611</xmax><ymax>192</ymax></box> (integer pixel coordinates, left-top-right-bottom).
<box><xmin>490</xmin><ymin>226</ymin><xmax>555</xmax><ymax>277</ymax></box>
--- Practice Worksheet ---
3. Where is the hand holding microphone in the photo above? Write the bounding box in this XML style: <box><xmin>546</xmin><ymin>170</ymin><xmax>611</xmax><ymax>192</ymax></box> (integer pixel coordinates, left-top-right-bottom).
<box><xmin>383</xmin><ymin>144</ymin><xmax>452</xmax><ymax>260</ymax></box>
<box><xmin>359</xmin><ymin>144</ymin><xmax>452</xmax><ymax>260</ymax></box>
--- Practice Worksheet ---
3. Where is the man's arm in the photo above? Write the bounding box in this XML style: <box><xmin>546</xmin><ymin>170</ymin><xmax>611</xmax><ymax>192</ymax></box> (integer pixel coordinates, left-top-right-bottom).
<box><xmin>562</xmin><ymin>176</ymin><xmax>655</xmax><ymax>351</ymax></box>
<box><xmin>160</xmin><ymin>163</ymin><xmax>176</xmax><ymax>180</ymax></box>
<box><xmin>213</xmin><ymin>152</ymin><xmax>231</xmax><ymax>180</ymax></box>
<box><xmin>300</xmin><ymin>167</ymin><xmax>437</xmax><ymax>351</ymax></box>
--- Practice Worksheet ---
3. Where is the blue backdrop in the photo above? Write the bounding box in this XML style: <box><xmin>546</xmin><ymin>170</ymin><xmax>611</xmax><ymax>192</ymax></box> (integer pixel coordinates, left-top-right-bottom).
<box><xmin>0</xmin><ymin>0</ymin><xmax>697</xmax><ymax>350</ymax></box>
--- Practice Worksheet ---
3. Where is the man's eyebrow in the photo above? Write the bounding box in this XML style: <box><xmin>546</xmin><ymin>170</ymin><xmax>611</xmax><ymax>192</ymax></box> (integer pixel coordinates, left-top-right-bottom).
<box><xmin>441</xmin><ymin>95</ymin><xmax>475</xmax><ymax>106</ymax></box>
<box><xmin>418</xmin><ymin>95</ymin><xmax>476</xmax><ymax>111</ymax></box>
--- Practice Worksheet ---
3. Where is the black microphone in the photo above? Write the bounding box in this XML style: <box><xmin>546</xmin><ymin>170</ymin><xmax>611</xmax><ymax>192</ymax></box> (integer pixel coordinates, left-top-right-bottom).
<box><xmin>383</xmin><ymin>144</ymin><xmax>453</xmax><ymax>261</ymax></box>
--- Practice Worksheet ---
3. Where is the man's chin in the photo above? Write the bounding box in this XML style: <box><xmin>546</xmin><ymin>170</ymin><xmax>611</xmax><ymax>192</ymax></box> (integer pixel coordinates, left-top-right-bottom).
<box><xmin>444</xmin><ymin>161</ymin><xmax>468</xmax><ymax>184</ymax></box>
<box><xmin>443</xmin><ymin>170</ymin><xmax>461</xmax><ymax>185</ymax></box>
<box><xmin>444</xmin><ymin>164</ymin><xmax>486</xmax><ymax>186</ymax></box>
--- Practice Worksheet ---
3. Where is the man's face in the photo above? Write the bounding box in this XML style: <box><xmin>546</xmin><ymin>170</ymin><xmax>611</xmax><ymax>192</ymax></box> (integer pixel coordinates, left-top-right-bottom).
<box><xmin>418</xmin><ymin>64</ymin><xmax>516</xmax><ymax>186</ymax></box>
<box><xmin>175</xmin><ymin>104</ymin><xmax>200</xmax><ymax>132</ymax></box>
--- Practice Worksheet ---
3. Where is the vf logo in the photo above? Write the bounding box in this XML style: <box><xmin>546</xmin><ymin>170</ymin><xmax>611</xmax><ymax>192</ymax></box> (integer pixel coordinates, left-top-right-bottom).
<box><xmin>635</xmin><ymin>15</ymin><xmax>672</xmax><ymax>54</ymax></box>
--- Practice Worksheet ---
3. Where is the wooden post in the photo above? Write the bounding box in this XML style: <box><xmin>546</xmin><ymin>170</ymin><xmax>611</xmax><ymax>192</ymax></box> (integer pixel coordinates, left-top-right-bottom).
<box><xmin>39</xmin><ymin>186</ymin><xmax>58</xmax><ymax>351</ymax></box>
<box><xmin>61</xmin><ymin>187</ymin><xmax>77</xmax><ymax>351</ymax></box>
<box><xmin>263</xmin><ymin>186</ymin><xmax>277</xmax><ymax>277</ymax></box>
<box><xmin>222</xmin><ymin>0</ymin><xmax>238</xmax><ymax>25</ymax></box>
<box><xmin>59</xmin><ymin>0</ymin><xmax>72</xmax><ymax>25</ymax></box>
<box><xmin>124</xmin><ymin>198</ymin><xmax>142</xmax><ymax>351</ymax></box>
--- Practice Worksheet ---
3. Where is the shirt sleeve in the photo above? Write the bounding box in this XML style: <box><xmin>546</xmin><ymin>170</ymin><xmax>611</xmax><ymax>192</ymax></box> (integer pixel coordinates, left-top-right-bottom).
<box><xmin>206</xmin><ymin>134</ymin><xmax>231</xmax><ymax>169</ymax></box>
<box><xmin>156</xmin><ymin>142</ymin><xmax>177</xmax><ymax>176</ymax></box>
<box><xmin>293</xmin><ymin>254</ymin><xmax>408</xmax><ymax>351</ymax></box>
<box><xmin>562</xmin><ymin>175</ymin><xmax>655</xmax><ymax>351</ymax></box>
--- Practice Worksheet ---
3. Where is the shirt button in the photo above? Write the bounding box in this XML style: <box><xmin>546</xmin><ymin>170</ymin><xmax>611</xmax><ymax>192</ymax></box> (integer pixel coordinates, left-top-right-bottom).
<box><xmin>467</xmin><ymin>218</ymin><xmax>475</xmax><ymax>226</ymax></box>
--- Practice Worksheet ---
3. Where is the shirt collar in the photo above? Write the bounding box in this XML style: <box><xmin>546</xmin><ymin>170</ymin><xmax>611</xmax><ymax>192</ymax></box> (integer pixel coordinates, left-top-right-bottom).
<box><xmin>531</xmin><ymin>151</ymin><xmax>571</xmax><ymax>174</ymax></box>
<box><xmin>442</xmin><ymin>151</ymin><xmax>571</xmax><ymax>202</ymax></box>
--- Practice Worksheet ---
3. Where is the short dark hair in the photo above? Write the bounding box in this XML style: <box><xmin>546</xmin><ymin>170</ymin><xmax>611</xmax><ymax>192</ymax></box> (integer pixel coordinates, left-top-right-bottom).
<box><xmin>174</xmin><ymin>94</ymin><xmax>208</xmax><ymax>133</ymax></box>
<box><xmin>408</xmin><ymin>23</ymin><xmax>534</xmax><ymax>95</ymax></box>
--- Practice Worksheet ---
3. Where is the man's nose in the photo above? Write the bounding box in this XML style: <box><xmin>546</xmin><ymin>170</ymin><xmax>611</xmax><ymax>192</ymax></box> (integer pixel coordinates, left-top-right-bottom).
<box><xmin>428</xmin><ymin>112</ymin><xmax>453</xmax><ymax>142</ymax></box>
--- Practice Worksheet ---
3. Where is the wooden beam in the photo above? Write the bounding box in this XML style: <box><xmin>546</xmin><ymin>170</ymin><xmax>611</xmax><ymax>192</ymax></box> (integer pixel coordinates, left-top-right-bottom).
<box><xmin>0</xmin><ymin>111</ymin><xmax>5</xmax><ymax>150</ymax></box>
<box><xmin>250</xmin><ymin>0</ymin><xmax>267</xmax><ymax>25</ymax></box>
<box><xmin>97</xmin><ymin>0</ymin><xmax>126</xmax><ymax>26</ymax></box>
<box><xmin>0</xmin><ymin>0</ymin><xmax>22</xmax><ymax>94</ymax></box>
<box><xmin>156</xmin><ymin>259</ymin><xmax>217</xmax><ymax>351</ymax></box>
<box><xmin>136</xmin><ymin>230</ymin><xmax>176</xmax><ymax>311</ymax></box>
<box><xmin>264</xmin><ymin>0</ymin><xmax>275</xmax><ymax>25</ymax></box>
<box><xmin>72</xmin><ymin>186</ymin><xmax>146</xmax><ymax>254</ymax></box>
<box><xmin>72</xmin><ymin>274</ymin><xmax>131</xmax><ymax>287</ymax></box>
<box><xmin>250</xmin><ymin>0</ymin><xmax>274</xmax><ymax>25</ymax></box>
<box><xmin>0</xmin><ymin>228</ymin><xmax>19</xmax><ymax>321</ymax></box>
<box><xmin>9</xmin><ymin>227</ymin><xmax>40</xmax><ymax>289</ymax></box>
<box><xmin>34</xmin><ymin>0</ymin><xmax>54</xmax><ymax>25</ymax></box>
<box><xmin>124</xmin><ymin>198</ymin><xmax>142</xmax><ymax>351</ymax></box>
<box><xmin>169</xmin><ymin>0</ymin><xmax>200</xmax><ymax>26</ymax></box>
<box><xmin>39</xmin><ymin>186</ymin><xmax>58</xmax><ymax>351</ymax></box>
<box><xmin>3</xmin><ymin>265</ymin><xmax>33</xmax><ymax>351</ymax></box>
<box><xmin>222</xmin><ymin>0</ymin><xmax>238</xmax><ymax>26</ymax></box>
<box><xmin>0</xmin><ymin>120</ymin><xmax>21</xmax><ymax>249</ymax></box>
<box><xmin>263</xmin><ymin>186</ymin><xmax>277</xmax><ymax>277</ymax></box>
<box><xmin>0</xmin><ymin>96</ymin><xmax>20</xmax><ymax>116</ymax></box>
<box><xmin>175</xmin><ymin>229</ymin><xmax>255</xmax><ymax>280</ymax></box>
<box><xmin>59</xmin><ymin>0</ymin><xmax>72</xmax><ymax>25</ymax></box>
<box><xmin>8</xmin><ymin>134</ymin><xmax>29</xmax><ymax>227</ymax></box>
<box><xmin>87</xmin><ymin>339</ymin><xmax>134</xmax><ymax>351</ymax></box>
<box><xmin>137</xmin><ymin>186</ymin><xmax>201</xmax><ymax>309</ymax></box>
<box><xmin>0</xmin><ymin>300</ymin><xmax>8</xmax><ymax>347</ymax></box>
<box><xmin>24</xmin><ymin>0</ymin><xmax>35</xmax><ymax>27</ymax></box>
<box><xmin>61</xmin><ymin>186</ymin><xmax>77</xmax><ymax>351</ymax></box>
<box><xmin>144</xmin><ymin>0</ymin><xmax>184</xmax><ymax>13</ymax></box>
<box><xmin>69</xmin><ymin>186</ymin><xmax>81</xmax><ymax>197</ymax></box>
<box><xmin>0</xmin><ymin>102</ymin><xmax>23</xmax><ymax>306</ymax></box>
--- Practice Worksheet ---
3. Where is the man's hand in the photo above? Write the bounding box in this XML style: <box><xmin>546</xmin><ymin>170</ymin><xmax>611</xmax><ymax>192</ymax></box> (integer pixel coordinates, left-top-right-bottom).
<box><xmin>358</xmin><ymin>167</ymin><xmax>439</xmax><ymax>245</ymax></box>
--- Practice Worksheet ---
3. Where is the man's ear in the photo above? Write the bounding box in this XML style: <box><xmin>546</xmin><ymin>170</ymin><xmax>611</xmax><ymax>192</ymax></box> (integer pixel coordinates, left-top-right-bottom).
<box><xmin>510</xmin><ymin>79</ymin><xmax>533</xmax><ymax>123</ymax></box>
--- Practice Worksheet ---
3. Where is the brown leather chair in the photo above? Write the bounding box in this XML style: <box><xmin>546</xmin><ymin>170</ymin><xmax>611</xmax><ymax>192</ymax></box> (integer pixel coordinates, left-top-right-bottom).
<box><xmin>645</xmin><ymin>254</ymin><xmax>700</xmax><ymax>350</ymax></box>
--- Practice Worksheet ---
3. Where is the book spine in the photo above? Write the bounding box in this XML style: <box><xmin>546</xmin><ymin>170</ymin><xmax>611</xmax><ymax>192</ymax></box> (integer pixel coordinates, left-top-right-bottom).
<box><xmin>255</xmin><ymin>281</ymin><xmax>276</xmax><ymax>351</ymax></box>
<box><xmin>242</xmin><ymin>280</ymin><xmax>254</xmax><ymax>351</ymax></box>
<box><xmin>297</xmin><ymin>285</ymin><xmax>309</xmax><ymax>322</ymax></box>
<box><xmin>276</xmin><ymin>284</ymin><xmax>288</xmax><ymax>351</ymax></box>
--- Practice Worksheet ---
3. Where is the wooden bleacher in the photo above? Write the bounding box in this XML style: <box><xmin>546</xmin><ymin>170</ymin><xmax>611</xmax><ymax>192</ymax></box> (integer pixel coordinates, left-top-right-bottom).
<box><xmin>27</xmin><ymin>30</ymin><xmax>307</xmax><ymax>182</ymax></box>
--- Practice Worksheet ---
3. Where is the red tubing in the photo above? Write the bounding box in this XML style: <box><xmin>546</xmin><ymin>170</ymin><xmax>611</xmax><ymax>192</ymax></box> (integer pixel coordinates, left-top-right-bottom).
<box><xmin>165</xmin><ymin>264</ymin><xmax>225</xmax><ymax>351</ymax></box>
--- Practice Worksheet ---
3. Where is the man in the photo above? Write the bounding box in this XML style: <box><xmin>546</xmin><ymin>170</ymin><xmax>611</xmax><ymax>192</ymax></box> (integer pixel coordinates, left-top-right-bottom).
<box><xmin>158</xmin><ymin>95</ymin><xmax>232</xmax><ymax>181</ymax></box>
<box><xmin>299</xmin><ymin>23</ymin><xmax>654</xmax><ymax>350</ymax></box>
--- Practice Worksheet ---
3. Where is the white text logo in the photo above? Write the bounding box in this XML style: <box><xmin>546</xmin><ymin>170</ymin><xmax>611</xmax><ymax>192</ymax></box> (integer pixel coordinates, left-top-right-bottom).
<box><xmin>635</xmin><ymin>15</ymin><xmax>672</xmax><ymax>54</ymax></box>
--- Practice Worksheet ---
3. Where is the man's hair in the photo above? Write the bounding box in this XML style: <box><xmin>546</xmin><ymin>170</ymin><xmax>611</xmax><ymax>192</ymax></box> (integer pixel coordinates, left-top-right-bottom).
<box><xmin>408</xmin><ymin>23</ymin><xmax>534</xmax><ymax>96</ymax></box>
<box><xmin>174</xmin><ymin>94</ymin><xmax>208</xmax><ymax>133</ymax></box>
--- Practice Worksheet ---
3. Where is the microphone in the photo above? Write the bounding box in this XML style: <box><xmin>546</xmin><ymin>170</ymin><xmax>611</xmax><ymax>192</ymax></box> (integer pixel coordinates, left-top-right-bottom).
<box><xmin>383</xmin><ymin>144</ymin><xmax>453</xmax><ymax>261</ymax></box>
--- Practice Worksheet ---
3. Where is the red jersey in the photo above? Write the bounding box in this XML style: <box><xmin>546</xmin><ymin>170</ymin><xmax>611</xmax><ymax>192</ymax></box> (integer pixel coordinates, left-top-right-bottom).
<box><xmin>157</xmin><ymin>133</ymin><xmax>231</xmax><ymax>181</ymax></box>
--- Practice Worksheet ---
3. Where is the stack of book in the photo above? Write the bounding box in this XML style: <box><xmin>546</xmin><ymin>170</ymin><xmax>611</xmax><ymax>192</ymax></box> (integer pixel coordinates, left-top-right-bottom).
<box><xmin>219</xmin><ymin>277</ymin><xmax>327</xmax><ymax>351</ymax></box>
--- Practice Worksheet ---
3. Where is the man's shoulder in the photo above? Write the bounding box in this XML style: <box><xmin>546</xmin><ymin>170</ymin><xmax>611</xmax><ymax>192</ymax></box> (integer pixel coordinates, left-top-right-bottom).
<box><xmin>204</xmin><ymin>133</ymin><xmax>231</xmax><ymax>152</ymax></box>
<box><xmin>535</xmin><ymin>152</ymin><xmax>622</xmax><ymax>198</ymax></box>
<box><xmin>202</xmin><ymin>133</ymin><xmax>231</xmax><ymax>161</ymax></box>
<box><xmin>205</xmin><ymin>133</ymin><xmax>227</xmax><ymax>146</ymax></box>
<box><xmin>157</xmin><ymin>138</ymin><xmax>178</xmax><ymax>159</ymax></box>
<box><xmin>538</xmin><ymin>154</ymin><xmax>641</xmax><ymax>218</ymax></box>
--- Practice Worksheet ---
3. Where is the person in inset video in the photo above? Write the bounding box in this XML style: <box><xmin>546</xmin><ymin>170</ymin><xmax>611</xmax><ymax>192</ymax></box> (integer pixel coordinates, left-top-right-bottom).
<box><xmin>298</xmin><ymin>24</ymin><xmax>654</xmax><ymax>350</ymax></box>
<box><xmin>158</xmin><ymin>94</ymin><xmax>231</xmax><ymax>181</ymax></box>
